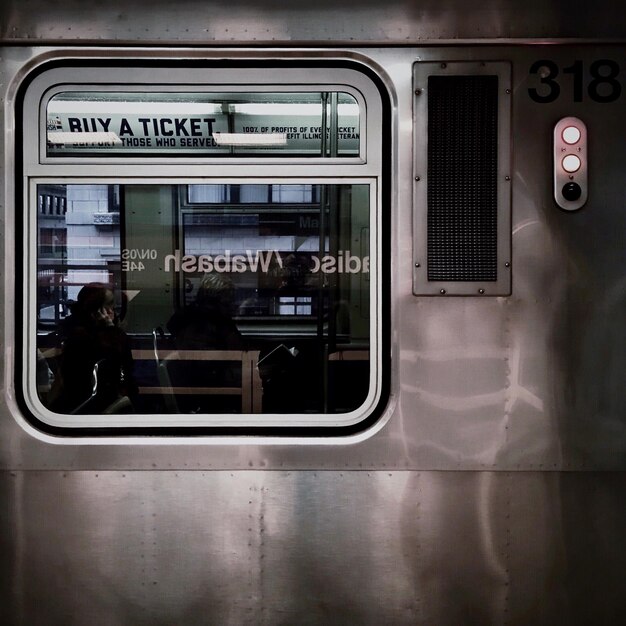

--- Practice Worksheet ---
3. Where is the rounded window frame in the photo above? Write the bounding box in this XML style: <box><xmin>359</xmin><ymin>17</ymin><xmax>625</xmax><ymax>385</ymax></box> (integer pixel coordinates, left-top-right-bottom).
<box><xmin>14</xmin><ymin>55</ymin><xmax>392</xmax><ymax>437</ymax></box>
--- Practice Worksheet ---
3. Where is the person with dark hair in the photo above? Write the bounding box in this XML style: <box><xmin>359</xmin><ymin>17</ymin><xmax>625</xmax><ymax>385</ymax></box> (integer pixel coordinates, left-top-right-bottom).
<box><xmin>166</xmin><ymin>273</ymin><xmax>244</xmax><ymax>350</ymax></box>
<box><xmin>50</xmin><ymin>283</ymin><xmax>136</xmax><ymax>414</ymax></box>
<box><xmin>164</xmin><ymin>273</ymin><xmax>246</xmax><ymax>413</ymax></box>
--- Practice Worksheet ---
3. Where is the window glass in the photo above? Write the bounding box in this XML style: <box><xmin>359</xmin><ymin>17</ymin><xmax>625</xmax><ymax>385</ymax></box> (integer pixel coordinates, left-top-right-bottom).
<box><xmin>36</xmin><ymin>184</ymin><xmax>372</xmax><ymax>417</ymax></box>
<box><xmin>46</xmin><ymin>92</ymin><xmax>360</xmax><ymax>157</ymax></box>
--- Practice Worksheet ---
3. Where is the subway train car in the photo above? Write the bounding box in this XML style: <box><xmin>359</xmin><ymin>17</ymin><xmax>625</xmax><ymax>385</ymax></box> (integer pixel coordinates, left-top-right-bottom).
<box><xmin>1</xmin><ymin>1</ymin><xmax>625</xmax><ymax>624</ymax></box>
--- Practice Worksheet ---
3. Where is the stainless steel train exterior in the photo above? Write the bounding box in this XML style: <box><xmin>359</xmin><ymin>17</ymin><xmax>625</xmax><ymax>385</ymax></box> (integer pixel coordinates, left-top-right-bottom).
<box><xmin>1</xmin><ymin>1</ymin><xmax>625</xmax><ymax>624</ymax></box>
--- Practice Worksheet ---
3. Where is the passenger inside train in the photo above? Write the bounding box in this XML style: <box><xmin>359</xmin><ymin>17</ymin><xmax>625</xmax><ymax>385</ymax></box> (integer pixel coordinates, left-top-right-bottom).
<box><xmin>166</xmin><ymin>272</ymin><xmax>245</xmax><ymax>351</ymax></box>
<box><xmin>162</xmin><ymin>273</ymin><xmax>247</xmax><ymax>413</ymax></box>
<box><xmin>47</xmin><ymin>282</ymin><xmax>137</xmax><ymax>414</ymax></box>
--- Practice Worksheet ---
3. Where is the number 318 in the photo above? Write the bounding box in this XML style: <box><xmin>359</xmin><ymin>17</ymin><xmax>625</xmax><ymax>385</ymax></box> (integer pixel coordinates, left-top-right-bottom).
<box><xmin>529</xmin><ymin>59</ymin><xmax>621</xmax><ymax>103</ymax></box>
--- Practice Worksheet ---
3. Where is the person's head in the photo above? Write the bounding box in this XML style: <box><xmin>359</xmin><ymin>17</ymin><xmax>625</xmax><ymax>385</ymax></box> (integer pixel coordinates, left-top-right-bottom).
<box><xmin>196</xmin><ymin>273</ymin><xmax>235</xmax><ymax>310</ymax></box>
<box><xmin>273</xmin><ymin>254</ymin><xmax>306</xmax><ymax>287</ymax></box>
<box><xmin>73</xmin><ymin>283</ymin><xmax>116</xmax><ymax>325</ymax></box>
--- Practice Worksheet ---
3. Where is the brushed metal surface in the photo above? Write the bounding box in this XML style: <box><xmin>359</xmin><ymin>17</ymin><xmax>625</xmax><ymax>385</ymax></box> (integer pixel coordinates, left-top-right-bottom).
<box><xmin>0</xmin><ymin>12</ymin><xmax>625</xmax><ymax>626</ymax></box>
<box><xmin>1</xmin><ymin>44</ymin><xmax>625</xmax><ymax>470</ymax></box>
<box><xmin>2</xmin><ymin>470</ymin><xmax>625</xmax><ymax>625</ymax></box>
<box><xmin>1</xmin><ymin>0</ymin><xmax>625</xmax><ymax>43</ymax></box>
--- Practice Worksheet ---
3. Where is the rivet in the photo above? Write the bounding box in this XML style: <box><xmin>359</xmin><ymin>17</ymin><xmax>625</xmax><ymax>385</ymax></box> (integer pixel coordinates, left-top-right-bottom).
<box><xmin>505</xmin><ymin>262</ymin><xmax>511</xmax><ymax>268</ymax></box>
<box><xmin>505</xmin><ymin>88</ymin><xmax>511</xmax><ymax>94</ymax></box>
<box><xmin>505</xmin><ymin>175</ymin><xmax>511</xmax><ymax>181</ymax></box>
<box><xmin>478</xmin><ymin>288</ymin><xmax>485</xmax><ymax>294</ymax></box>
<box><xmin>440</xmin><ymin>63</ymin><xmax>447</xmax><ymax>69</ymax></box>
<box><xmin>440</xmin><ymin>289</ymin><xmax>446</xmax><ymax>295</ymax></box>
<box><xmin>415</xmin><ymin>88</ymin><xmax>422</xmax><ymax>95</ymax></box>
<box><xmin>415</xmin><ymin>176</ymin><xmax>421</xmax><ymax>181</ymax></box>
<box><xmin>415</xmin><ymin>263</ymin><xmax>421</xmax><ymax>268</ymax></box>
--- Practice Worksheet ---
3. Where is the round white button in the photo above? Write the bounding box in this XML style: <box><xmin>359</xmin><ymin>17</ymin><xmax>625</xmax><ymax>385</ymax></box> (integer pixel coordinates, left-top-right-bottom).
<box><xmin>562</xmin><ymin>154</ymin><xmax>581</xmax><ymax>173</ymax></box>
<box><xmin>562</xmin><ymin>126</ymin><xmax>581</xmax><ymax>145</ymax></box>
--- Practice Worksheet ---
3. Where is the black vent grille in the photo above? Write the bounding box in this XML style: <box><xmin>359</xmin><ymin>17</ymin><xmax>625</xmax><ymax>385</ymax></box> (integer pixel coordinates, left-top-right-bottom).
<box><xmin>427</xmin><ymin>75</ymin><xmax>498</xmax><ymax>282</ymax></box>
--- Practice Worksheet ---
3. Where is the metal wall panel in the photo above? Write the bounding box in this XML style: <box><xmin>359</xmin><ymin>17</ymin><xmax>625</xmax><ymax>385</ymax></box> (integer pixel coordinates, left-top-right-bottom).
<box><xmin>0</xmin><ymin>21</ymin><xmax>624</xmax><ymax>626</ymax></box>
<box><xmin>1</xmin><ymin>0</ymin><xmax>625</xmax><ymax>44</ymax></box>
<box><xmin>2</xmin><ymin>470</ymin><xmax>625</xmax><ymax>625</ymax></box>
<box><xmin>1</xmin><ymin>44</ymin><xmax>625</xmax><ymax>471</ymax></box>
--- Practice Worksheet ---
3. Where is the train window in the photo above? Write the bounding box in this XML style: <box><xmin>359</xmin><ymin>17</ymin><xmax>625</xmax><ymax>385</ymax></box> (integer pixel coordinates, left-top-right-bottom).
<box><xmin>32</xmin><ymin>181</ymin><xmax>375</xmax><ymax>425</ymax></box>
<box><xmin>46</xmin><ymin>91</ymin><xmax>360</xmax><ymax>158</ymax></box>
<box><xmin>19</xmin><ymin>62</ymin><xmax>387</xmax><ymax>434</ymax></box>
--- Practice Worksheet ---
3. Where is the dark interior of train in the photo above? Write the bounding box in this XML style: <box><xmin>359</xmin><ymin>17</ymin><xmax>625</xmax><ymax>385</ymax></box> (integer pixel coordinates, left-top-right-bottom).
<box><xmin>36</xmin><ymin>182</ymin><xmax>371</xmax><ymax>416</ymax></box>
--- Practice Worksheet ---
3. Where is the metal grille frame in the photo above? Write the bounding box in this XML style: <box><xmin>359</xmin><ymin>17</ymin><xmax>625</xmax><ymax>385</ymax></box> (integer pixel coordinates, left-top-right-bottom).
<box><xmin>412</xmin><ymin>61</ymin><xmax>512</xmax><ymax>296</ymax></box>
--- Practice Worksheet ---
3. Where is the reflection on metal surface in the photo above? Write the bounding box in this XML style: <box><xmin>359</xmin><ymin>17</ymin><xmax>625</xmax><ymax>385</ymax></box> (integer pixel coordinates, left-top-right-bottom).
<box><xmin>0</xmin><ymin>45</ymin><xmax>623</xmax><ymax>468</ymax></box>
<box><xmin>2</xmin><ymin>470</ymin><xmax>626</xmax><ymax>625</ymax></box>
<box><xmin>401</xmin><ymin>342</ymin><xmax>543</xmax><ymax>413</ymax></box>
<box><xmin>505</xmin><ymin>338</ymin><xmax>544</xmax><ymax>413</ymax></box>
<box><xmin>1</xmin><ymin>0</ymin><xmax>625</xmax><ymax>42</ymax></box>
<box><xmin>0</xmin><ymin>16</ymin><xmax>625</xmax><ymax>626</ymax></box>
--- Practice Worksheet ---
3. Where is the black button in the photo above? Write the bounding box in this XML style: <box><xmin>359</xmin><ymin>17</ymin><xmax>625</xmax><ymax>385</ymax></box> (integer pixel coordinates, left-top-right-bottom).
<box><xmin>562</xmin><ymin>182</ymin><xmax>582</xmax><ymax>201</ymax></box>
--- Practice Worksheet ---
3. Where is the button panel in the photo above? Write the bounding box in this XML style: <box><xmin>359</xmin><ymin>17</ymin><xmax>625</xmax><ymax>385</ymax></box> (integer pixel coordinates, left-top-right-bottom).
<box><xmin>554</xmin><ymin>117</ymin><xmax>587</xmax><ymax>211</ymax></box>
